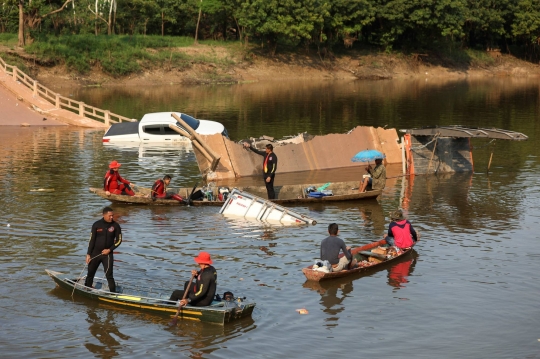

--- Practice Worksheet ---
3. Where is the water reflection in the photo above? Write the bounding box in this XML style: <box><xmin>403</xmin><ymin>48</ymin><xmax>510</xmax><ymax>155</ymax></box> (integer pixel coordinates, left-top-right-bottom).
<box><xmin>85</xmin><ymin>309</ymin><xmax>130</xmax><ymax>358</ymax></box>
<box><xmin>358</xmin><ymin>201</ymin><xmax>386</xmax><ymax>237</ymax></box>
<box><xmin>170</xmin><ymin>318</ymin><xmax>256</xmax><ymax>358</ymax></box>
<box><xmin>387</xmin><ymin>250</ymin><xmax>418</xmax><ymax>291</ymax></box>
<box><xmin>302</xmin><ymin>279</ymin><xmax>354</xmax><ymax>328</ymax></box>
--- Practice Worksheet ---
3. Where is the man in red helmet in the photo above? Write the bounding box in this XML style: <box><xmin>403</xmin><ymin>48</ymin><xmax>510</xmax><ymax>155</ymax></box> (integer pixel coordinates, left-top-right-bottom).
<box><xmin>169</xmin><ymin>251</ymin><xmax>217</xmax><ymax>307</ymax></box>
<box><xmin>104</xmin><ymin>160</ymin><xmax>135</xmax><ymax>196</ymax></box>
<box><xmin>151</xmin><ymin>175</ymin><xmax>184</xmax><ymax>202</ymax></box>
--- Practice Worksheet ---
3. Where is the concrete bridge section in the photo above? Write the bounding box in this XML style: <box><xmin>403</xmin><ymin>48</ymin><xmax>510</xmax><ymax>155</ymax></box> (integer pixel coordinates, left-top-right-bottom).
<box><xmin>0</xmin><ymin>81</ymin><xmax>66</xmax><ymax>126</ymax></box>
<box><xmin>193</xmin><ymin>126</ymin><xmax>403</xmax><ymax>180</ymax></box>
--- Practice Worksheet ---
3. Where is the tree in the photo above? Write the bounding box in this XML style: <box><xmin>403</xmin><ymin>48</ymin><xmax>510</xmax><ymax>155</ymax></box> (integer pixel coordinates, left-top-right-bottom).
<box><xmin>17</xmin><ymin>0</ymin><xmax>74</xmax><ymax>46</ymax></box>
<box><xmin>511</xmin><ymin>0</ymin><xmax>540</xmax><ymax>46</ymax></box>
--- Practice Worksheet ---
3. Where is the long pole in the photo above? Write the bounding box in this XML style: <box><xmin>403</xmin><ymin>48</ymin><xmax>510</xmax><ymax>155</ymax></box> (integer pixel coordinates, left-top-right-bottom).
<box><xmin>487</xmin><ymin>150</ymin><xmax>494</xmax><ymax>173</ymax></box>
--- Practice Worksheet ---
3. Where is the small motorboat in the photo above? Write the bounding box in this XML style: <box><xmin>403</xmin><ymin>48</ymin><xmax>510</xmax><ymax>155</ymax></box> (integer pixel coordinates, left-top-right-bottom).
<box><xmin>46</xmin><ymin>269</ymin><xmax>255</xmax><ymax>325</ymax></box>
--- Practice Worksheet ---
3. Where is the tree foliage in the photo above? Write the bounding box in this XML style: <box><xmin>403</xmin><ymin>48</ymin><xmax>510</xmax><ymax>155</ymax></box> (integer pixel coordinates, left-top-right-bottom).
<box><xmin>1</xmin><ymin>0</ymin><xmax>540</xmax><ymax>58</ymax></box>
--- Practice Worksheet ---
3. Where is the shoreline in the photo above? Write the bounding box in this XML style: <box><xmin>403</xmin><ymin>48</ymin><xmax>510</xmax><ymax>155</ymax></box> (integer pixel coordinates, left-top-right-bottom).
<box><xmin>2</xmin><ymin>44</ymin><xmax>540</xmax><ymax>128</ymax></box>
<box><xmin>3</xmin><ymin>44</ymin><xmax>539</xmax><ymax>89</ymax></box>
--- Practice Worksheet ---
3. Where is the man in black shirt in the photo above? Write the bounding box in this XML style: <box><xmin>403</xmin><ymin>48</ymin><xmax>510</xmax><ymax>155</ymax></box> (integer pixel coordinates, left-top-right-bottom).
<box><xmin>243</xmin><ymin>142</ymin><xmax>278</xmax><ymax>199</ymax></box>
<box><xmin>85</xmin><ymin>206</ymin><xmax>122</xmax><ymax>292</ymax></box>
<box><xmin>320</xmin><ymin>223</ymin><xmax>352</xmax><ymax>272</ymax></box>
<box><xmin>170</xmin><ymin>251</ymin><xmax>217</xmax><ymax>307</ymax></box>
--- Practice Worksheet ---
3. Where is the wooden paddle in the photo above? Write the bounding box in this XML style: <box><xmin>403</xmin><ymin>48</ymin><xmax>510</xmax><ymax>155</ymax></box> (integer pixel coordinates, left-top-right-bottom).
<box><xmin>169</xmin><ymin>273</ymin><xmax>196</xmax><ymax>326</ymax></box>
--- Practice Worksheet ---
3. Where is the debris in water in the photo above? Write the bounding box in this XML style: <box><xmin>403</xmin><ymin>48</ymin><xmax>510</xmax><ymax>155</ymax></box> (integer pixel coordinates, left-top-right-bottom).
<box><xmin>296</xmin><ymin>308</ymin><xmax>309</xmax><ymax>315</ymax></box>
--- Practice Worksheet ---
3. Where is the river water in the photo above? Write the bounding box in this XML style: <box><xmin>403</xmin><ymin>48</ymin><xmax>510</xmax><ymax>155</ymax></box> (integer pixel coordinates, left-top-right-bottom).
<box><xmin>1</xmin><ymin>77</ymin><xmax>540</xmax><ymax>358</ymax></box>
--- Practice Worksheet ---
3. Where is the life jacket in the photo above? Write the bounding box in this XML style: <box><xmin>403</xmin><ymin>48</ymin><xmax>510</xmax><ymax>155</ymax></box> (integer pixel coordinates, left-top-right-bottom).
<box><xmin>104</xmin><ymin>170</ymin><xmax>126</xmax><ymax>191</ymax></box>
<box><xmin>152</xmin><ymin>179</ymin><xmax>165</xmax><ymax>196</ymax></box>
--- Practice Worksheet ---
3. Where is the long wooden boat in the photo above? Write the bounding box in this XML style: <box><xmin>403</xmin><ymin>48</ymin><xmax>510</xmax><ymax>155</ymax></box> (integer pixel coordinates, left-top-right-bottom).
<box><xmin>88</xmin><ymin>187</ymin><xmax>217</xmax><ymax>206</ymax></box>
<box><xmin>302</xmin><ymin>239</ymin><xmax>414</xmax><ymax>282</ymax></box>
<box><xmin>46</xmin><ymin>269</ymin><xmax>255</xmax><ymax>325</ymax></box>
<box><xmin>89</xmin><ymin>180</ymin><xmax>381</xmax><ymax>206</ymax></box>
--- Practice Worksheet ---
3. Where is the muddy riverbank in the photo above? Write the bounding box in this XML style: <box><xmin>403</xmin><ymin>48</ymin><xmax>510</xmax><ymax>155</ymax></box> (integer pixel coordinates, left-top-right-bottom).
<box><xmin>2</xmin><ymin>44</ymin><xmax>540</xmax><ymax>89</ymax></box>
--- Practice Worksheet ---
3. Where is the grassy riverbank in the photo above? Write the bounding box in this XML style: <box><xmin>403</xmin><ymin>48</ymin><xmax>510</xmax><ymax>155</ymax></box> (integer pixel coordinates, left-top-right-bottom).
<box><xmin>1</xmin><ymin>33</ymin><xmax>539</xmax><ymax>87</ymax></box>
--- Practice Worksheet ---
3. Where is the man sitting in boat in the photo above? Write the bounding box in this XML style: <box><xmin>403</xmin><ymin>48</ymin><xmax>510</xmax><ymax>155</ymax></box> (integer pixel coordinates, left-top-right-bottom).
<box><xmin>384</xmin><ymin>209</ymin><xmax>418</xmax><ymax>249</ymax></box>
<box><xmin>169</xmin><ymin>251</ymin><xmax>217</xmax><ymax>307</ymax></box>
<box><xmin>151</xmin><ymin>175</ymin><xmax>183</xmax><ymax>202</ymax></box>
<box><xmin>320</xmin><ymin>223</ymin><xmax>353</xmax><ymax>272</ymax></box>
<box><xmin>104</xmin><ymin>160</ymin><xmax>135</xmax><ymax>196</ymax></box>
<box><xmin>359</xmin><ymin>157</ymin><xmax>386</xmax><ymax>193</ymax></box>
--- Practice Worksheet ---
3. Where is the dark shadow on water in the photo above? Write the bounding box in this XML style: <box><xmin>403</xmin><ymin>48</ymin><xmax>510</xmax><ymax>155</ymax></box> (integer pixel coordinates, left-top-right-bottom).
<box><xmin>85</xmin><ymin>308</ymin><xmax>130</xmax><ymax>359</ymax></box>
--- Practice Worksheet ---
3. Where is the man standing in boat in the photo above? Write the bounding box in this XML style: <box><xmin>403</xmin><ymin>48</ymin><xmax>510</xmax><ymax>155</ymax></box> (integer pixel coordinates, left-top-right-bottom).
<box><xmin>359</xmin><ymin>157</ymin><xmax>386</xmax><ymax>193</ymax></box>
<box><xmin>384</xmin><ymin>209</ymin><xmax>418</xmax><ymax>249</ymax></box>
<box><xmin>243</xmin><ymin>142</ymin><xmax>278</xmax><ymax>200</ymax></box>
<box><xmin>170</xmin><ymin>251</ymin><xmax>217</xmax><ymax>307</ymax></box>
<box><xmin>85</xmin><ymin>206</ymin><xmax>122</xmax><ymax>293</ymax></box>
<box><xmin>320</xmin><ymin>223</ymin><xmax>353</xmax><ymax>272</ymax></box>
<box><xmin>104</xmin><ymin>160</ymin><xmax>135</xmax><ymax>196</ymax></box>
<box><xmin>151</xmin><ymin>175</ymin><xmax>184</xmax><ymax>202</ymax></box>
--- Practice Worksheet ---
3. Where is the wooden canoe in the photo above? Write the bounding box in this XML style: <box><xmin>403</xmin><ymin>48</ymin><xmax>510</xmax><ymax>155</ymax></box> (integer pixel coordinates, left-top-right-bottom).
<box><xmin>89</xmin><ymin>180</ymin><xmax>381</xmax><ymax>206</ymax></box>
<box><xmin>302</xmin><ymin>239</ymin><xmax>415</xmax><ymax>282</ymax></box>
<box><xmin>88</xmin><ymin>187</ymin><xmax>219</xmax><ymax>206</ymax></box>
<box><xmin>46</xmin><ymin>269</ymin><xmax>255</xmax><ymax>325</ymax></box>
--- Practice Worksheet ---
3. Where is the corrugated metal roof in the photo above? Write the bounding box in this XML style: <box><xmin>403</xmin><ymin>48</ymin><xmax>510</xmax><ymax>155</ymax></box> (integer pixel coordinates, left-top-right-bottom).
<box><xmin>400</xmin><ymin>126</ymin><xmax>528</xmax><ymax>141</ymax></box>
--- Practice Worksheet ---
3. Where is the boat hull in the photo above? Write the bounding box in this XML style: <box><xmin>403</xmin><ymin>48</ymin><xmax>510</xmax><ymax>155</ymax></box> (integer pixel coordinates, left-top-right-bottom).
<box><xmin>89</xmin><ymin>180</ymin><xmax>381</xmax><ymax>206</ymax></box>
<box><xmin>46</xmin><ymin>270</ymin><xmax>255</xmax><ymax>324</ymax></box>
<box><xmin>302</xmin><ymin>240</ymin><xmax>414</xmax><ymax>281</ymax></box>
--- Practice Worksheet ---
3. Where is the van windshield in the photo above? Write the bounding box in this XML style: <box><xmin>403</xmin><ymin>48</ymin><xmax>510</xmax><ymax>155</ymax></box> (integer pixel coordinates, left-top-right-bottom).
<box><xmin>177</xmin><ymin>113</ymin><xmax>200</xmax><ymax>130</ymax></box>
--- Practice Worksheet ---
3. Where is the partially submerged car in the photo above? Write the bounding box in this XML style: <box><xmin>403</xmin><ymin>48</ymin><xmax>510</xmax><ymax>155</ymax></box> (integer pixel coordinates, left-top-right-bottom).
<box><xmin>102</xmin><ymin>112</ymin><xmax>229</xmax><ymax>143</ymax></box>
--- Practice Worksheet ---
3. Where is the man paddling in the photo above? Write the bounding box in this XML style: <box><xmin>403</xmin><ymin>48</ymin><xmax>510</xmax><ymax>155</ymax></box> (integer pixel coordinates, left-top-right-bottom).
<box><xmin>320</xmin><ymin>223</ymin><xmax>353</xmax><ymax>272</ymax></box>
<box><xmin>169</xmin><ymin>251</ymin><xmax>217</xmax><ymax>307</ymax></box>
<box><xmin>384</xmin><ymin>209</ymin><xmax>418</xmax><ymax>249</ymax></box>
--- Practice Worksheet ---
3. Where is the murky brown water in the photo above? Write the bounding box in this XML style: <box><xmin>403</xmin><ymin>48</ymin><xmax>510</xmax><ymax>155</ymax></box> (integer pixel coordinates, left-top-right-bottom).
<box><xmin>1</xmin><ymin>78</ymin><xmax>540</xmax><ymax>358</ymax></box>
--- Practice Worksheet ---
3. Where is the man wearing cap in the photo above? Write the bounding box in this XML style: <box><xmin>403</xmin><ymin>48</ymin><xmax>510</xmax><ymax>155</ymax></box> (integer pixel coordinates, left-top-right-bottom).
<box><xmin>151</xmin><ymin>175</ymin><xmax>184</xmax><ymax>202</ymax></box>
<box><xmin>359</xmin><ymin>157</ymin><xmax>386</xmax><ymax>193</ymax></box>
<box><xmin>169</xmin><ymin>251</ymin><xmax>217</xmax><ymax>307</ymax></box>
<box><xmin>385</xmin><ymin>209</ymin><xmax>418</xmax><ymax>249</ymax></box>
<box><xmin>104</xmin><ymin>160</ymin><xmax>135</xmax><ymax>196</ymax></box>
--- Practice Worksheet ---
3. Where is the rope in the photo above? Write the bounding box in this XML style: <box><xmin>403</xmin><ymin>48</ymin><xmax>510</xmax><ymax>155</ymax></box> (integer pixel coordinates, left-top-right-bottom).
<box><xmin>409</xmin><ymin>134</ymin><xmax>440</xmax><ymax>150</ymax></box>
<box><xmin>71</xmin><ymin>253</ymin><xmax>102</xmax><ymax>298</ymax></box>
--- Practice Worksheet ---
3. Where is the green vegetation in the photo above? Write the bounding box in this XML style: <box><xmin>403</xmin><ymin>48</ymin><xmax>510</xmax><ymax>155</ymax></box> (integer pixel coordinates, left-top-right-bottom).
<box><xmin>23</xmin><ymin>35</ymin><xmax>204</xmax><ymax>75</ymax></box>
<box><xmin>1</xmin><ymin>0</ymin><xmax>540</xmax><ymax>75</ymax></box>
